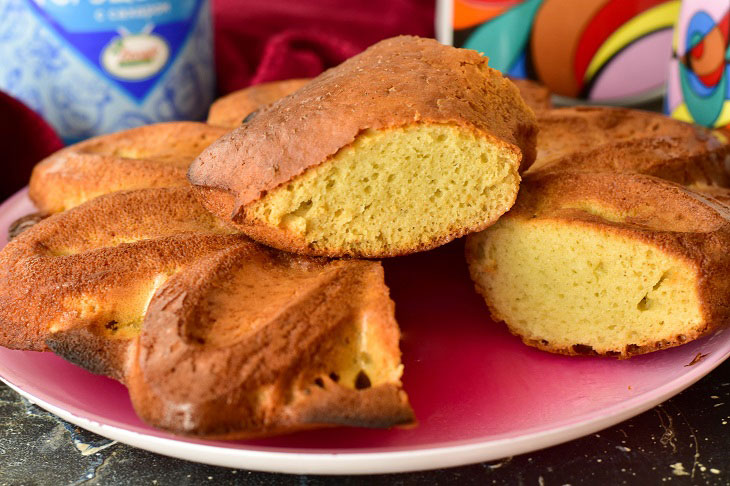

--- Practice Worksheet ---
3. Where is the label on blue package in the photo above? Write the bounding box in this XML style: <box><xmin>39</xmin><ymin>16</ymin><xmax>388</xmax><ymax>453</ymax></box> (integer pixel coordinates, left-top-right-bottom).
<box><xmin>0</xmin><ymin>0</ymin><xmax>215</xmax><ymax>143</ymax></box>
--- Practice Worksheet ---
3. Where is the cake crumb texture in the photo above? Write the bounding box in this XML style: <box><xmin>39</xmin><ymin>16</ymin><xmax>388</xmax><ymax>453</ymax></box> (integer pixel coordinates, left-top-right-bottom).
<box><xmin>246</xmin><ymin>124</ymin><xmax>520</xmax><ymax>257</ymax></box>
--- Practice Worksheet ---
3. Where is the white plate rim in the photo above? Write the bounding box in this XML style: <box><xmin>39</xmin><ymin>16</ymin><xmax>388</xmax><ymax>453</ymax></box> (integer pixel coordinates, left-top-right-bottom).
<box><xmin>3</xmin><ymin>342</ymin><xmax>728</xmax><ymax>475</ymax></box>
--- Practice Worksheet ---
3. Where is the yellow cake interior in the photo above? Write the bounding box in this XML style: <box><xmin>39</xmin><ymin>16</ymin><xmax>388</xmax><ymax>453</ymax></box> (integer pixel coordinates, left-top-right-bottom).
<box><xmin>53</xmin><ymin>272</ymin><xmax>173</xmax><ymax>340</ymax></box>
<box><xmin>468</xmin><ymin>218</ymin><xmax>703</xmax><ymax>355</ymax></box>
<box><xmin>247</xmin><ymin>124</ymin><xmax>521</xmax><ymax>255</ymax></box>
<box><xmin>321</xmin><ymin>308</ymin><xmax>404</xmax><ymax>390</ymax></box>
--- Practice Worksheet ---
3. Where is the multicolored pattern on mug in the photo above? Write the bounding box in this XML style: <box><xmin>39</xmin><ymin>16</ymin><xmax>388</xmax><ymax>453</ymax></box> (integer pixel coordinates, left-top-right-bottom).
<box><xmin>667</xmin><ymin>1</ymin><xmax>730</xmax><ymax>128</ymax></box>
<box><xmin>449</xmin><ymin>0</ymin><xmax>679</xmax><ymax>102</ymax></box>
<box><xmin>0</xmin><ymin>0</ymin><xmax>215</xmax><ymax>143</ymax></box>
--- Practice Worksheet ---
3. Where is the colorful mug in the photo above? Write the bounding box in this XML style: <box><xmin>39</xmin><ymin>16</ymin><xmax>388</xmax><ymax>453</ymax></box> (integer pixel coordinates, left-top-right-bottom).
<box><xmin>666</xmin><ymin>0</ymin><xmax>730</xmax><ymax>128</ymax></box>
<box><xmin>0</xmin><ymin>0</ymin><xmax>215</xmax><ymax>143</ymax></box>
<box><xmin>437</xmin><ymin>0</ymin><xmax>680</xmax><ymax>104</ymax></box>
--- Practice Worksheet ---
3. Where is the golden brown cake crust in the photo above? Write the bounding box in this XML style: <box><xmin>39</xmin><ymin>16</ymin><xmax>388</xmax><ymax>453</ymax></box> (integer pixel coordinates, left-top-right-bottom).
<box><xmin>530</xmin><ymin>106</ymin><xmax>729</xmax><ymax>175</ymax></box>
<box><xmin>207</xmin><ymin>78</ymin><xmax>311</xmax><ymax>128</ymax></box>
<box><xmin>531</xmin><ymin>135</ymin><xmax>730</xmax><ymax>187</ymax></box>
<box><xmin>0</xmin><ymin>187</ymin><xmax>238</xmax><ymax>354</ymax></box>
<box><xmin>30</xmin><ymin>122</ymin><xmax>229</xmax><ymax>213</ymax></box>
<box><xmin>467</xmin><ymin>170</ymin><xmax>730</xmax><ymax>358</ymax></box>
<box><xmin>509</xmin><ymin>78</ymin><xmax>552</xmax><ymax>112</ymax></box>
<box><xmin>127</xmin><ymin>244</ymin><xmax>414</xmax><ymax>438</ymax></box>
<box><xmin>189</xmin><ymin>36</ymin><xmax>538</xmax><ymax>216</ymax></box>
<box><xmin>0</xmin><ymin>187</ymin><xmax>414</xmax><ymax>437</ymax></box>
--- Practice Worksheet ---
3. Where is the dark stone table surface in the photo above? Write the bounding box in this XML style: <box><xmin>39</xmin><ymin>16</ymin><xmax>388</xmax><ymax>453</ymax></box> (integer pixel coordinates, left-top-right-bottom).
<box><xmin>1</xmin><ymin>358</ymin><xmax>728</xmax><ymax>485</ymax></box>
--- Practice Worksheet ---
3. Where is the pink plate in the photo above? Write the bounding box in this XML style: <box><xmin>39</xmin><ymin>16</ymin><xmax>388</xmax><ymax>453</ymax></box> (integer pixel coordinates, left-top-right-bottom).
<box><xmin>1</xmin><ymin>189</ymin><xmax>729</xmax><ymax>475</ymax></box>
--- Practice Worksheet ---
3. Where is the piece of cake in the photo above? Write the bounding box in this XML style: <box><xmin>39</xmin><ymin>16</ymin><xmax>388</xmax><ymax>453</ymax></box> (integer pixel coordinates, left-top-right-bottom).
<box><xmin>0</xmin><ymin>187</ymin><xmax>413</xmax><ymax>436</ymax></box>
<box><xmin>466</xmin><ymin>125</ymin><xmax>730</xmax><ymax>357</ymax></box>
<box><xmin>530</xmin><ymin>106</ymin><xmax>728</xmax><ymax>173</ymax></box>
<box><xmin>127</xmin><ymin>242</ymin><xmax>413</xmax><ymax>438</ymax></box>
<box><xmin>0</xmin><ymin>187</ymin><xmax>237</xmax><ymax>359</ymax></box>
<box><xmin>189</xmin><ymin>36</ymin><xmax>538</xmax><ymax>258</ymax></box>
<box><xmin>29</xmin><ymin>122</ymin><xmax>228</xmax><ymax>213</ymax></box>
<box><xmin>532</xmin><ymin>135</ymin><xmax>730</xmax><ymax>187</ymax></box>
<box><xmin>207</xmin><ymin>78</ymin><xmax>311</xmax><ymax>128</ymax></box>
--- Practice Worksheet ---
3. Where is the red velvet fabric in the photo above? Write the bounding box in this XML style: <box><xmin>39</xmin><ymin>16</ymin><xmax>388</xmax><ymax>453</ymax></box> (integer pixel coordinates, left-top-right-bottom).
<box><xmin>0</xmin><ymin>1</ymin><xmax>435</xmax><ymax>198</ymax></box>
<box><xmin>0</xmin><ymin>91</ymin><xmax>64</xmax><ymax>200</ymax></box>
<box><xmin>213</xmin><ymin>0</ymin><xmax>436</xmax><ymax>94</ymax></box>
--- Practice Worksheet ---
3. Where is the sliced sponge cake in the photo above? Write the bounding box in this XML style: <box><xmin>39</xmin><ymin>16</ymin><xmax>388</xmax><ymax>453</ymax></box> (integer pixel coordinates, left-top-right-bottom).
<box><xmin>530</xmin><ymin>106</ymin><xmax>729</xmax><ymax>176</ymax></box>
<box><xmin>30</xmin><ymin>122</ymin><xmax>228</xmax><ymax>213</ymax></box>
<box><xmin>466</xmin><ymin>170</ymin><xmax>730</xmax><ymax>358</ymax></box>
<box><xmin>189</xmin><ymin>36</ymin><xmax>538</xmax><ymax>258</ymax></box>
<box><xmin>0</xmin><ymin>187</ymin><xmax>413</xmax><ymax>437</ymax></box>
<box><xmin>0</xmin><ymin>187</ymin><xmax>238</xmax><ymax>357</ymax></box>
<box><xmin>128</xmin><ymin>242</ymin><xmax>413</xmax><ymax>438</ymax></box>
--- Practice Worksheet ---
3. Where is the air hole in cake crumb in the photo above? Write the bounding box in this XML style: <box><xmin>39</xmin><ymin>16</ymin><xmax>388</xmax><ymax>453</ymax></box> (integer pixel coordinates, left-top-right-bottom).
<box><xmin>637</xmin><ymin>295</ymin><xmax>650</xmax><ymax>311</ymax></box>
<box><xmin>314</xmin><ymin>377</ymin><xmax>325</xmax><ymax>388</ymax></box>
<box><xmin>285</xmin><ymin>200</ymin><xmax>312</xmax><ymax>221</ymax></box>
<box><xmin>355</xmin><ymin>370</ymin><xmax>371</xmax><ymax>390</ymax></box>
<box><xmin>329</xmin><ymin>372</ymin><xmax>339</xmax><ymax>382</ymax></box>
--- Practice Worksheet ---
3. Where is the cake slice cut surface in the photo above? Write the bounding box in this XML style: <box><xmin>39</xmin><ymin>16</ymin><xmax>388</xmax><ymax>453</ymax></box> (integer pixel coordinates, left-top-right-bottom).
<box><xmin>190</xmin><ymin>35</ymin><xmax>537</xmax><ymax>258</ymax></box>
<box><xmin>243</xmin><ymin>124</ymin><xmax>521</xmax><ymax>257</ymax></box>
<box><xmin>466</xmin><ymin>171</ymin><xmax>730</xmax><ymax>357</ymax></box>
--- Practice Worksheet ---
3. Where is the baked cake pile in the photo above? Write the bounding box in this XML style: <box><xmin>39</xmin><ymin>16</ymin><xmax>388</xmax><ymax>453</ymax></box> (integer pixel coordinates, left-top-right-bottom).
<box><xmin>1</xmin><ymin>35</ymin><xmax>728</xmax><ymax>439</ymax></box>
<box><xmin>466</xmin><ymin>107</ymin><xmax>730</xmax><ymax>357</ymax></box>
<box><xmin>190</xmin><ymin>36</ymin><xmax>537</xmax><ymax>257</ymax></box>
